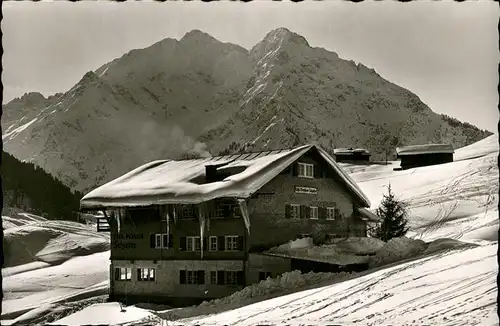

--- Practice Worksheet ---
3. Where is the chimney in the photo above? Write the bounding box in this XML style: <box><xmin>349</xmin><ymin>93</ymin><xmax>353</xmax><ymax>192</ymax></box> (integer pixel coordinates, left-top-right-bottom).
<box><xmin>205</xmin><ymin>165</ymin><xmax>218</xmax><ymax>183</ymax></box>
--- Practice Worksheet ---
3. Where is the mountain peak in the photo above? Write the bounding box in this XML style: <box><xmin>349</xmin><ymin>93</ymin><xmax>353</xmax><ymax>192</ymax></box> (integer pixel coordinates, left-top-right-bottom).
<box><xmin>180</xmin><ymin>29</ymin><xmax>219</xmax><ymax>43</ymax></box>
<box><xmin>263</xmin><ymin>27</ymin><xmax>309</xmax><ymax>47</ymax></box>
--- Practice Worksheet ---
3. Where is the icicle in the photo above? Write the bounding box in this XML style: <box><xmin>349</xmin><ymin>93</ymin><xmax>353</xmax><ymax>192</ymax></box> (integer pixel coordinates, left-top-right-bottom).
<box><xmin>197</xmin><ymin>203</ymin><xmax>206</xmax><ymax>259</ymax></box>
<box><xmin>238</xmin><ymin>199</ymin><xmax>251</xmax><ymax>235</ymax></box>
<box><xmin>172</xmin><ymin>205</ymin><xmax>178</xmax><ymax>224</ymax></box>
<box><xmin>166</xmin><ymin>210</ymin><xmax>170</xmax><ymax>235</ymax></box>
<box><xmin>119</xmin><ymin>208</ymin><xmax>126</xmax><ymax>226</ymax></box>
<box><xmin>111</xmin><ymin>209</ymin><xmax>121</xmax><ymax>234</ymax></box>
<box><xmin>160</xmin><ymin>205</ymin><xmax>170</xmax><ymax>235</ymax></box>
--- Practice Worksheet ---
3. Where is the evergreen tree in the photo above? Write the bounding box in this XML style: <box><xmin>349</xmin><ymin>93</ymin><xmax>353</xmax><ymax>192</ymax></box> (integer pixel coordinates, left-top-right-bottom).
<box><xmin>373</xmin><ymin>183</ymin><xmax>410</xmax><ymax>241</ymax></box>
<box><xmin>2</xmin><ymin>151</ymin><xmax>83</xmax><ymax>222</ymax></box>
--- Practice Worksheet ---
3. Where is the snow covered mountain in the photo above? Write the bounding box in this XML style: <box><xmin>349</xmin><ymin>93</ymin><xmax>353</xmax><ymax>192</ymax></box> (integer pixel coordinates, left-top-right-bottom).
<box><xmin>1</xmin><ymin>28</ymin><xmax>492</xmax><ymax>192</ymax></box>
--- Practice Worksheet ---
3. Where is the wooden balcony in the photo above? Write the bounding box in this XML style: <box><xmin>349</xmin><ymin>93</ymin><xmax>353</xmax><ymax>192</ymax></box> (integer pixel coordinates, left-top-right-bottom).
<box><xmin>97</xmin><ymin>217</ymin><xmax>111</xmax><ymax>232</ymax></box>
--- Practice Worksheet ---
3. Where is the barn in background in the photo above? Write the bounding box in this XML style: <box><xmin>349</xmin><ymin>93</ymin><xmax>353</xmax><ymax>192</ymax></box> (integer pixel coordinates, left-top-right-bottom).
<box><xmin>333</xmin><ymin>148</ymin><xmax>371</xmax><ymax>163</ymax></box>
<box><xmin>396</xmin><ymin>144</ymin><xmax>454</xmax><ymax>170</ymax></box>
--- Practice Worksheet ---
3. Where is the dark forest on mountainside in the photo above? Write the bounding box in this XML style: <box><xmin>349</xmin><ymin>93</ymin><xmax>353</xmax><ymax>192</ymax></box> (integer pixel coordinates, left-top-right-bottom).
<box><xmin>2</xmin><ymin>151</ymin><xmax>83</xmax><ymax>221</ymax></box>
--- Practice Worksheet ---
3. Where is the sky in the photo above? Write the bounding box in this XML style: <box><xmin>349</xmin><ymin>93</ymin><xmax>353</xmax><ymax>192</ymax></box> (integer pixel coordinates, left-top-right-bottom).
<box><xmin>2</xmin><ymin>1</ymin><xmax>498</xmax><ymax>131</ymax></box>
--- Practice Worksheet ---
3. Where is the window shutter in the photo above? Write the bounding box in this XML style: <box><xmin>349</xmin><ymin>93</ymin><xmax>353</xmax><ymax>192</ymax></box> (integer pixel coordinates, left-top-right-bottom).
<box><xmin>300</xmin><ymin>205</ymin><xmax>307</xmax><ymax>219</ymax></box>
<box><xmin>162</xmin><ymin>234</ymin><xmax>168</xmax><ymax>248</ymax></box>
<box><xmin>198</xmin><ymin>270</ymin><xmax>205</xmax><ymax>285</ymax></box>
<box><xmin>180</xmin><ymin>237</ymin><xmax>187</xmax><ymax>251</ymax></box>
<box><xmin>150</xmin><ymin>234</ymin><xmax>155</xmax><ymax>248</ymax></box>
<box><xmin>284</xmin><ymin>204</ymin><xmax>291</xmax><ymax>219</ymax></box>
<box><xmin>292</xmin><ymin>163</ymin><xmax>298</xmax><ymax>176</ymax></box>
<box><xmin>258</xmin><ymin>271</ymin><xmax>265</xmax><ymax>281</ymax></box>
<box><xmin>114</xmin><ymin>268</ymin><xmax>120</xmax><ymax>281</ymax></box>
<box><xmin>169</xmin><ymin>234</ymin><xmax>173</xmax><ymax>248</ymax></box>
<box><xmin>334</xmin><ymin>208</ymin><xmax>341</xmax><ymax>219</ymax></box>
<box><xmin>237</xmin><ymin>271</ymin><xmax>245</xmax><ymax>285</ymax></box>
<box><xmin>179</xmin><ymin>270</ymin><xmax>186</xmax><ymax>284</ymax></box>
<box><xmin>219</xmin><ymin>205</ymin><xmax>226</xmax><ymax>218</ymax></box>
<box><xmin>313</xmin><ymin>165</ymin><xmax>319</xmax><ymax>178</ymax></box>
<box><xmin>218</xmin><ymin>236</ymin><xmax>225</xmax><ymax>251</ymax></box>
<box><xmin>137</xmin><ymin>268</ymin><xmax>141</xmax><ymax>281</ymax></box>
<box><xmin>319</xmin><ymin>207</ymin><xmax>327</xmax><ymax>219</ymax></box>
<box><xmin>217</xmin><ymin>271</ymin><xmax>225</xmax><ymax>285</ymax></box>
<box><xmin>237</xmin><ymin>236</ymin><xmax>244</xmax><ymax>251</ymax></box>
<box><xmin>203</xmin><ymin>237</ymin><xmax>207</xmax><ymax>250</ymax></box>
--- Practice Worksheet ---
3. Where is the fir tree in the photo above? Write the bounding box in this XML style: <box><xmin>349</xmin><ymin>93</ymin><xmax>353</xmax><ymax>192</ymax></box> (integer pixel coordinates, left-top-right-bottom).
<box><xmin>373</xmin><ymin>183</ymin><xmax>410</xmax><ymax>242</ymax></box>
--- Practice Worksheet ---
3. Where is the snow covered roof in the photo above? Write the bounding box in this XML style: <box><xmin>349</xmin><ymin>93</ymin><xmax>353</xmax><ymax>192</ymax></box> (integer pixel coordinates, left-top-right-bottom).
<box><xmin>80</xmin><ymin>144</ymin><xmax>371</xmax><ymax>210</ymax></box>
<box><xmin>260</xmin><ymin>251</ymin><xmax>368</xmax><ymax>266</ymax></box>
<box><xmin>357</xmin><ymin>208</ymin><xmax>380</xmax><ymax>222</ymax></box>
<box><xmin>396</xmin><ymin>144</ymin><xmax>454</xmax><ymax>156</ymax></box>
<box><xmin>334</xmin><ymin>148</ymin><xmax>371</xmax><ymax>155</ymax></box>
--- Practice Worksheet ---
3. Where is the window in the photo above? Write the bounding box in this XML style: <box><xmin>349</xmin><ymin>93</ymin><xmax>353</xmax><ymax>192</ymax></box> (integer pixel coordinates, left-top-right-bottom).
<box><xmin>326</xmin><ymin>207</ymin><xmax>336</xmax><ymax>220</ymax></box>
<box><xmin>215</xmin><ymin>204</ymin><xmax>225</xmax><ymax>218</ymax></box>
<box><xmin>225</xmin><ymin>271</ymin><xmax>239</xmax><ymax>285</ymax></box>
<box><xmin>232</xmin><ymin>205</ymin><xmax>241</xmax><ymax>218</ymax></box>
<box><xmin>154</xmin><ymin>234</ymin><xmax>170</xmax><ymax>249</ymax></box>
<box><xmin>209</xmin><ymin>236</ymin><xmax>218</xmax><ymax>251</ymax></box>
<box><xmin>115</xmin><ymin>267</ymin><xmax>131</xmax><ymax>281</ymax></box>
<box><xmin>258</xmin><ymin>271</ymin><xmax>272</xmax><ymax>281</ymax></box>
<box><xmin>225</xmin><ymin>236</ymin><xmax>239</xmax><ymax>251</ymax></box>
<box><xmin>290</xmin><ymin>204</ymin><xmax>300</xmax><ymax>219</ymax></box>
<box><xmin>137</xmin><ymin>268</ymin><xmax>155</xmax><ymax>281</ymax></box>
<box><xmin>186</xmin><ymin>236</ymin><xmax>201</xmax><ymax>252</ymax></box>
<box><xmin>298</xmin><ymin>162</ymin><xmax>314</xmax><ymax>178</ymax></box>
<box><xmin>310</xmin><ymin>206</ymin><xmax>318</xmax><ymax>220</ymax></box>
<box><xmin>211</xmin><ymin>271</ymin><xmax>244</xmax><ymax>285</ymax></box>
<box><xmin>181</xmin><ymin>205</ymin><xmax>195</xmax><ymax>219</ymax></box>
<box><xmin>179</xmin><ymin>270</ymin><xmax>205</xmax><ymax>285</ymax></box>
<box><xmin>187</xmin><ymin>271</ymin><xmax>198</xmax><ymax>284</ymax></box>
<box><xmin>210</xmin><ymin>271</ymin><xmax>218</xmax><ymax>285</ymax></box>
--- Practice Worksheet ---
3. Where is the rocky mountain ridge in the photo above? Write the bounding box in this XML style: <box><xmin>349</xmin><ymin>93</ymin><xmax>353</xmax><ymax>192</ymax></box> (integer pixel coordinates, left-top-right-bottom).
<box><xmin>2</xmin><ymin>27</ymin><xmax>492</xmax><ymax>193</ymax></box>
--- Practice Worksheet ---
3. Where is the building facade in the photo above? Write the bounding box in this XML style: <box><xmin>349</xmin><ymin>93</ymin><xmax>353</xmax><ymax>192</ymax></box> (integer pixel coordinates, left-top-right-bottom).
<box><xmin>81</xmin><ymin>145</ymin><xmax>373</xmax><ymax>306</ymax></box>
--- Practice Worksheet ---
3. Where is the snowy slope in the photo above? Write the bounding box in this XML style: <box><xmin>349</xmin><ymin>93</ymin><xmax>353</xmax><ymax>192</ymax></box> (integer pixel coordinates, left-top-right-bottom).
<box><xmin>344</xmin><ymin>133</ymin><xmax>499</xmax><ymax>242</ymax></box>
<box><xmin>4</xmin><ymin>220</ymin><xmax>110</xmax><ymax>267</ymax></box>
<box><xmin>46</xmin><ymin>302</ymin><xmax>157</xmax><ymax>326</ymax></box>
<box><xmin>174</xmin><ymin>243</ymin><xmax>497</xmax><ymax>326</ymax></box>
<box><xmin>2</xmin><ymin>217</ymin><xmax>110</xmax><ymax>323</ymax></box>
<box><xmin>2</xmin><ymin>251</ymin><xmax>110</xmax><ymax>321</ymax></box>
<box><xmin>2</xmin><ymin>211</ymin><xmax>47</xmax><ymax>229</ymax></box>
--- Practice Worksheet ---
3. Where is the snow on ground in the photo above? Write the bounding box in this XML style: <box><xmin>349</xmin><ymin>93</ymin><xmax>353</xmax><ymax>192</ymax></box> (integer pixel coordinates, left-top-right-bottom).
<box><xmin>2</xmin><ymin>251</ymin><xmax>110</xmax><ymax>321</ymax></box>
<box><xmin>4</xmin><ymin>220</ymin><xmax>110</xmax><ymax>267</ymax></box>
<box><xmin>2</xmin><ymin>117</ymin><xmax>38</xmax><ymax>141</ymax></box>
<box><xmin>171</xmin><ymin>243</ymin><xmax>497</xmax><ymax>326</ymax></box>
<box><xmin>266</xmin><ymin>237</ymin><xmax>386</xmax><ymax>266</ymax></box>
<box><xmin>2</xmin><ymin>209</ymin><xmax>47</xmax><ymax>229</ymax></box>
<box><xmin>45</xmin><ymin>302</ymin><xmax>156</xmax><ymax>326</ymax></box>
<box><xmin>2</xmin><ymin>216</ymin><xmax>111</xmax><ymax>322</ymax></box>
<box><xmin>344</xmin><ymin>134</ymin><xmax>499</xmax><ymax>243</ymax></box>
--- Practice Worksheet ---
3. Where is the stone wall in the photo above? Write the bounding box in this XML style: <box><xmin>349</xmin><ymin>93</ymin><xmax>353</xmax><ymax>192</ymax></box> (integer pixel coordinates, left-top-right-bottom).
<box><xmin>246</xmin><ymin>253</ymin><xmax>291</xmax><ymax>284</ymax></box>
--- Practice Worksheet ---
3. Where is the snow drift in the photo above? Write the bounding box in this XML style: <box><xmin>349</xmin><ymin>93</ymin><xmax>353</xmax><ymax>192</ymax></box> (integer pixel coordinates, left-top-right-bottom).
<box><xmin>3</xmin><ymin>220</ymin><xmax>110</xmax><ymax>267</ymax></box>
